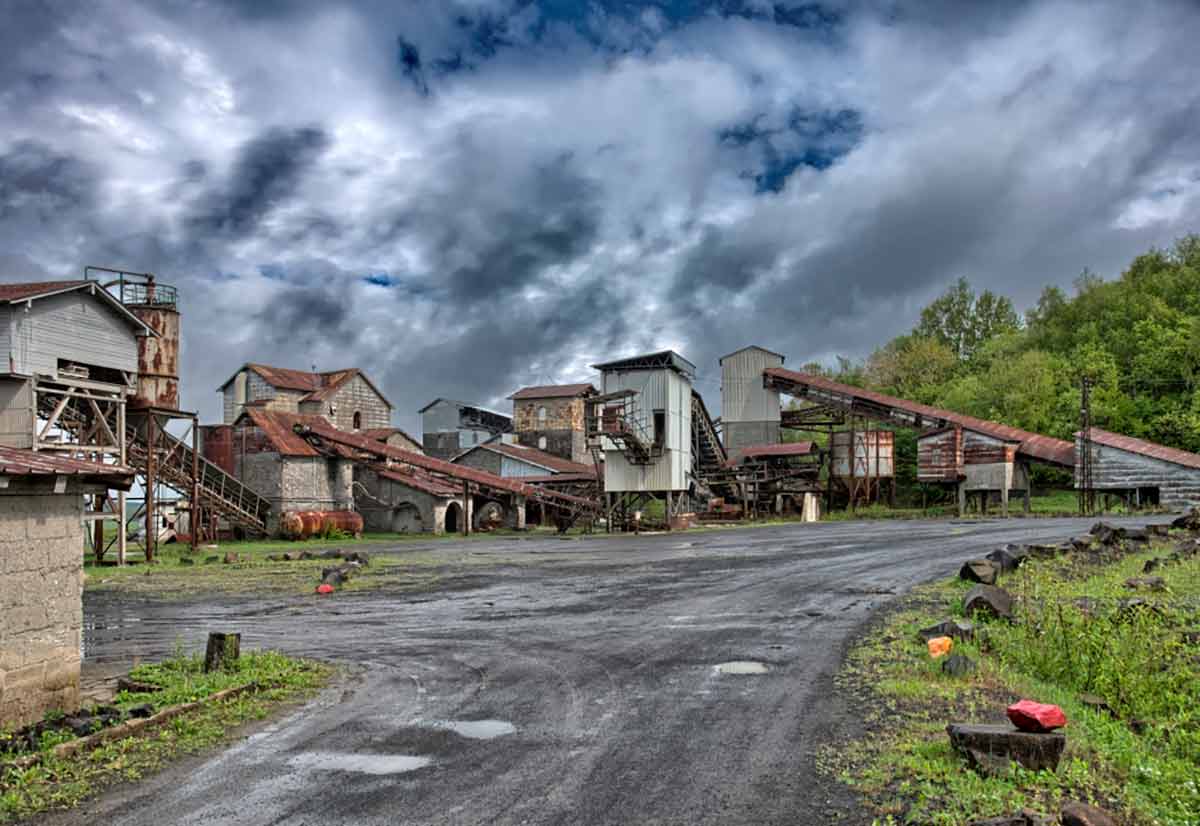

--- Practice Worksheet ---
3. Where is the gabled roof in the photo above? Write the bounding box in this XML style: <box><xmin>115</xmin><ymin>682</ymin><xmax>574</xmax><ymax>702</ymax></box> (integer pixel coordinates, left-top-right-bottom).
<box><xmin>0</xmin><ymin>446</ymin><xmax>134</xmax><ymax>489</ymax></box>
<box><xmin>217</xmin><ymin>364</ymin><xmax>393</xmax><ymax>408</ymax></box>
<box><xmin>233</xmin><ymin>408</ymin><xmax>356</xmax><ymax>458</ymax></box>
<box><xmin>508</xmin><ymin>383</ymin><xmax>597</xmax><ymax>401</ymax></box>
<box><xmin>591</xmin><ymin>350</ymin><xmax>696</xmax><ymax>378</ymax></box>
<box><xmin>1084</xmin><ymin>428</ymin><xmax>1200</xmax><ymax>471</ymax></box>
<box><xmin>361</xmin><ymin>427</ymin><xmax>422</xmax><ymax>448</ymax></box>
<box><xmin>0</xmin><ymin>279</ymin><xmax>157</xmax><ymax>336</ymax></box>
<box><xmin>456</xmin><ymin>440</ymin><xmax>597</xmax><ymax>477</ymax></box>
<box><xmin>718</xmin><ymin>345</ymin><xmax>786</xmax><ymax>364</ymax></box>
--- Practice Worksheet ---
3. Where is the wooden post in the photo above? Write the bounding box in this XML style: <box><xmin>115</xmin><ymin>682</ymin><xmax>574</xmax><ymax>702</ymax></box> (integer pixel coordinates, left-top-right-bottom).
<box><xmin>204</xmin><ymin>632</ymin><xmax>241</xmax><ymax>673</ymax></box>
<box><xmin>93</xmin><ymin>495</ymin><xmax>105</xmax><ymax>564</ymax></box>
<box><xmin>957</xmin><ymin>482</ymin><xmax>966</xmax><ymax>517</ymax></box>
<box><xmin>191</xmin><ymin>417</ymin><xmax>200</xmax><ymax>554</ymax></box>
<box><xmin>145</xmin><ymin>413</ymin><xmax>156</xmax><ymax>563</ymax></box>
<box><xmin>462</xmin><ymin>481</ymin><xmax>470</xmax><ymax>536</ymax></box>
<box><xmin>666</xmin><ymin>490</ymin><xmax>673</xmax><ymax>531</ymax></box>
<box><xmin>1001</xmin><ymin>479</ymin><xmax>1009</xmax><ymax>518</ymax></box>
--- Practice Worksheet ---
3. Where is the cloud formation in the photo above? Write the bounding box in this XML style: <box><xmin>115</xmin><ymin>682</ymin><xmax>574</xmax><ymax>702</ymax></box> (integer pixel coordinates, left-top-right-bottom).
<box><xmin>2</xmin><ymin>0</ymin><xmax>1199</xmax><ymax>431</ymax></box>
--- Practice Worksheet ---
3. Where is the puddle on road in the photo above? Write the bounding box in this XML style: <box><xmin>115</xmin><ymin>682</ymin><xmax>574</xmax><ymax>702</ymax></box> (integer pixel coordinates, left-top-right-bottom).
<box><xmin>713</xmin><ymin>661</ymin><xmax>770</xmax><ymax>675</ymax></box>
<box><xmin>289</xmin><ymin>752</ymin><xmax>433</xmax><ymax>775</ymax></box>
<box><xmin>431</xmin><ymin>719</ymin><xmax>516</xmax><ymax>739</ymax></box>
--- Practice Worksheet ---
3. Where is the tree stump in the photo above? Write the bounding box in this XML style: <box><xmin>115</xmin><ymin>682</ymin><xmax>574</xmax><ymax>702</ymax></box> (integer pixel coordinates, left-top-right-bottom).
<box><xmin>203</xmin><ymin>632</ymin><xmax>241</xmax><ymax>673</ymax></box>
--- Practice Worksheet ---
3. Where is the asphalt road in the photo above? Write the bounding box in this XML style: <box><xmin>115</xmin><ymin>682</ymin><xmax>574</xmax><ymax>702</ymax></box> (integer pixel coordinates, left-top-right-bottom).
<box><xmin>54</xmin><ymin>516</ymin><xmax>1166</xmax><ymax>826</ymax></box>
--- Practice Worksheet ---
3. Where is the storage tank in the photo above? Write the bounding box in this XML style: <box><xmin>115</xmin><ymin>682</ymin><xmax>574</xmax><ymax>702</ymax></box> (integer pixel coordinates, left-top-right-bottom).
<box><xmin>122</xmin><ymin>276</ymin><xmax>180</xmax><ymax>410</ymax></box>
<box><xmin>831</xmin><ymin>430</ymin><xmax>895</xmax><ymax>479</ymax></box>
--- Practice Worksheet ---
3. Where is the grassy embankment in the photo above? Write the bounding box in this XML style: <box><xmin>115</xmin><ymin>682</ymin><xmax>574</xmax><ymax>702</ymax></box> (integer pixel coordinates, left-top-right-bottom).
<box><xmin>0</xmin><ymin>650</ymin><xmax>331</xmax><ymax>823</ymax></box>
<box><xmin>821</xmin><ymin>532</ymin><xmax>1200</xmax><ymax>826</ymax></box>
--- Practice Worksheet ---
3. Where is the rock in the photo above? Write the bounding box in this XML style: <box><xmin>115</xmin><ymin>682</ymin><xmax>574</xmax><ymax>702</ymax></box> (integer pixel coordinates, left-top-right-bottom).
<box><xmin>1170</xmin><ymin>508</ymin><xmax>1200</xmax><ymax>531</ymax></box>
<box><xmin>1006</xmin><ymin>699</ymin><xmax>1067</xmax><ymax>732</ymax></box>
<box><xmin>1124</xmin><ymin>528</ymin><xmax>1150</xmax><ymax>543</ymax></box>
<box><xmin>178</xmin><ymin>557</ymin><xmax>195</xmax><ymax>566</ymax></box>
<box><xmin>1078</xmin><ymin>694</ymin><xmax>1112</xmax><ymax>716</ymax></box>
<box><xmin>1089</xmin><ymin>522</ymin><xmax>1126</xmax><ymax>545</ymax></box>
<box><xmin>1024</xmin><ymin>543</ymin><xmax>1061</xmax><ymax>558</ymax></box>
<box><xmin>960</xmin><ymin>559</ymin><xmax>1000</xmax><ymax>585</ymax></box>
<box><xmin>1182</xmin><ymin>630</ymin><xmax>1200</xmax><ymax>645</ymax></box>
<box><xmin>1069</xmin><ymin>536</ymin><xmax>1095</xmax><ymax>552</ymax></box>
<box><xmin>1142</xmin><ymin>558</ymin><xmax>1161</xmax><ymax>573</ymax></box>
<box><xmin>1128</xmin><ymin>718</ymin><xmax>1148</xmax><ymax>735</ymax></box>
<box><xmin>223</xmin><ymin>552</ymin><xmax>240</xmax><ymax>564</ymax></box>
<box><xmin>1147</xmin><ymin>524</ymin><xmax>1169</xmax><ymax>537</ymax></box>
<box><xmin>128</xmin><ymin>703</ymin><xmax>154</xmax><ymax>719</ymax></box>
<box><xmin>344</xmin><ymin>551</ymin><xmax>370</xmax><ymax>566</ymax></box>
<box><xmin>941</xmin><ymin>653</ymin><xmax>977</xmax><ymax>677</ymax></box>
<box><xmin>319</xmin><ymin>549</ymin><xmax>344</xmax><ymax>559</ymax></box>
<box><xmin>968</xmin><ymin>812</ymin><xmax>1052</xmax><ymax>826</ymax></box>
<box><xmin>1061</xmin><ymin>802</ymin><xmax>1117</xmax><ymax>826</ymax></box>
<box><xmin>963</xmin><ymin>584</ymin><xmax>1014</xmax><ymax>620</ymax></box>
<box><xmin>946</xmin><ymin>723</ymin><xmax>1066</xmax><ymax>774</ymax></box>
<box><xmin>986</xmin><ymin>548</ymin><xmax>1026</xmax><ymax>572</ymax></box>
<box><xmin>62</xmin><ymin>715</ymin><xmax>99</xmax><ymax>737</ymax></box>
<box><xmin>1116</xmin><ymin>597</ymin><xmax>1162</xmax><ymax>622</ymax></box>
<box><xmin>1124</xmin><ymin>576</ymin><xmax>1166</xmax><ymax>592</ymax></box>
<box><xmin>265</xmin><ymin>554</ymin><xmax>282</xmax><ymax>562</ymax></box>
<box><xmin>919</xmin><ymin>619</ymin><xmax>975</xmax><ymax>642</ymax></box>
<box><xmin>316</xmin><ymin>582</ymin><xmax>335</xmax><ymax>595</ymax></box>
<box><xmin>928</xmin><ymin>636</ymin><xmax>953</xmax><ymax>658</ymax></box>
<box><xmin>204</xmin><ymin>555</ymin><xmax>220</xmax><ymax>564</ymax></box>
<box><xmin>117</xmin><ymin>677</ymin><xmax>161</xmax><ymax>694</ymax></box>
<box><xmin>283</xmin><ymin>551</ymin><xmax>304</xmax><ymax>562</ymax></box>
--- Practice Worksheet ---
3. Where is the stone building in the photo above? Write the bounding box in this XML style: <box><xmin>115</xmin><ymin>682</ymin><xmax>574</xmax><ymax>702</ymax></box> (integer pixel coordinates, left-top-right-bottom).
<box><xmin>507</xmin><ymin>383</ymin><xmax>596</xmax><ymax>464</ymax></box>
<box><xmin>0</xmin><ymin>446</ymin><xmax>133</xmax><ymax>728</ymax></box>
<box><xmin>218</xmin><ymin>364</ymin><xmax>392</xmax><ymax>432</ymax></box>
<box><xmin>419</xmin><ymin>398</ymin><xmax>512</xmax><ymax>459</ymax></box>
<box><xmin>355</xmin><ymin>464</ymin><xmax>470</xmax><ymax>535</ymax></box>
<box><xmin>224</xmin><ymin>406</ymin><xmax>356</xmax><ymax>534</ymax></box>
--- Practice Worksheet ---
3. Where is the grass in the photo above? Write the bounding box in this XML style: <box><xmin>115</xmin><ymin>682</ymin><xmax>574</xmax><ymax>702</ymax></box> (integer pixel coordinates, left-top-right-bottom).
<box><xmin>821</xmin><ymin>532</ymin><xmax>1200</xmax><ymax>826</ymax></box>
<box><xmin>0</xmin><ymin>650</ymin><xmax>331</xmax><ymax>823</ymax></box>
<box><xmin>819</xmin><ymin>489</ymin><xmax>1163</xmax><ymax>521</ymax></box>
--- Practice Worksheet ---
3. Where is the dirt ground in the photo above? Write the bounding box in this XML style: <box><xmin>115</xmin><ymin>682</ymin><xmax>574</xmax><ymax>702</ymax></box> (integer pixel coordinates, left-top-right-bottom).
<box><xmin>44</xmin><ymin>516</ymin><xmax>1169</xmax><ymax>826</ymax></box>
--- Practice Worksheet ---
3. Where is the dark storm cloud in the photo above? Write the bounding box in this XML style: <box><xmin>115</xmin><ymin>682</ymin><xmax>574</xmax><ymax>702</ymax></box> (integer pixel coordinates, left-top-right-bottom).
<box><xmin>186</xmin><ymin>126</ymin><xmax>329</xmax><ymax>240</ymax></box>
<box><xmin>0</xmin><ymin>140</ymin><xmax>96</xmax><ymax>220</ymax></box>
<box><xmin>252</xmin><ymin>280</ymin><xmax>357</xmax><ymax>349</ymax></box>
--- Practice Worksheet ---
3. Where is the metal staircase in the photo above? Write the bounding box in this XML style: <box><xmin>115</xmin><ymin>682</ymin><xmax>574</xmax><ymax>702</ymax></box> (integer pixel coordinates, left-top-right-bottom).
<box><xmin>585</xmin><ymin>391</ymin><xmax>659</xmax><ymax>465</ymax></box>
<box><xmin>124</xmin><ymin>417</ymin><xmax>271</xmax><ymax>535</ymax></box>
<box><xmin>690</xmin><ymin>390</ymin><xmax>727</xmax><ymax>480</ymax></box>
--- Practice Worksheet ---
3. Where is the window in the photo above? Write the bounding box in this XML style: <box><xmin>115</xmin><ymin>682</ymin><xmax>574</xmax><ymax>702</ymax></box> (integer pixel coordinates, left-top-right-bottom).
<box><xmin>538</xmin><ymin>436</ymin><xmax>548</xmax><ymax>450</ymax></box>
<box><xmin>352</xmin><ymin>411</ymin><xmax>362</xmax><ymax>430</ymax></box>
<box><xmin>653</xmin><ymin>409</ymin><xmax>666</xmax><ymax>448</ymax></box>
<box><xmin>538</xmin><ymin>405</ymin><xmax>547</xmax><ymax>422</ymax></box>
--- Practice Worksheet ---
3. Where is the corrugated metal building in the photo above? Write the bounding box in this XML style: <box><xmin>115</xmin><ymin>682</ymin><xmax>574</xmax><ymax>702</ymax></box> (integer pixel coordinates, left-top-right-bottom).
<box><xmin>1077</xmin><ymin>428</ymin><xmax>1200</xmax><ymax>509</ymax></box>
<box><xmin>419</xmin><ymin>398</ymin><xmax>513</xmax><ymax>459</ymax></box>
<box><xmin>592</xmin><ymin>350</ymin><xmax>694</xmax><ymax>495</ymax></box>
<box><xmin>719</xmin><ymin>346</ymin><xmax>783</xmax><ymax>452</ymax></box>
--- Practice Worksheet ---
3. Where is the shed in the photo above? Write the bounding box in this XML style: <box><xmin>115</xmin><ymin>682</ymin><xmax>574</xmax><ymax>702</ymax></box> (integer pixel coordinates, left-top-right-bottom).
<box><xmin>1077</xmin><ymin>428</ymin><xmax>1200</xmax><ymax>510</ymax></box>
<box><xmin>719</xmin><ymin>345</ymin><xmax>785</xmax><ymax>451</ymax></box>
<box><xmin>0</xmin><ymin>447</ymin><xmax>133</xmax><ymax>727</ymax></box>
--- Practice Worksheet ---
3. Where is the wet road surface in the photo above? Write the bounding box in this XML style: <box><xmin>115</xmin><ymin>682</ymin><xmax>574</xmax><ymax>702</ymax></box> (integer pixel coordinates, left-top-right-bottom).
<box><xmin>54</xmin><ymin>517</ymin><xmax>1164</xmax><ymax>826</ymax></box>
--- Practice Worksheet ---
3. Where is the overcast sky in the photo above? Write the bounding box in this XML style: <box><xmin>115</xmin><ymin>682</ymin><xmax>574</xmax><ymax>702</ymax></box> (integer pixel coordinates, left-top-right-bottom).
<box><xmin>3</xmin><ymin>0</ymin><xmax>1199</xmax><ymax>432</ymax></box>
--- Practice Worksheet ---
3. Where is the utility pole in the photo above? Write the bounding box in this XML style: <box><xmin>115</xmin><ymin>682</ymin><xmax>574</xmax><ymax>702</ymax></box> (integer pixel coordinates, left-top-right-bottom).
<box><xmin>1078</xmin><ymin>377</ymin><xmax>1094</xmax><ymax>516</ymax></box>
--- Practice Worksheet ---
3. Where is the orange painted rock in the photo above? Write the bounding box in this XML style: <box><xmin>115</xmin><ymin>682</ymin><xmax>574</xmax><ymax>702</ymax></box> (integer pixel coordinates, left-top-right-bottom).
<box><xmin>1007</xmin><ymin>700</ymin><xmax>1067</xmax><ymax>732</ymax></box>
<box><xmin>315</xmin><ymin>583</ymin><xmax>335</xmax><ymax>595</ymax></box>
<box><xmin>927</xmin><ymin>636</ymin><xmax>953</xmax><ymax>659</ymax></box>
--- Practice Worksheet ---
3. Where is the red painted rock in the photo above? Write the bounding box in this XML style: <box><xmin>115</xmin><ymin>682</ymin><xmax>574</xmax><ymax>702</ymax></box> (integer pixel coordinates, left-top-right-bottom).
<box><xmin>315</xmin><ymin>583</ymin><xmax>335</xmax><ymax>595</ymax></box>
<box><xmin>1006</xmin><ymin>700</ymin><xmax>1067</xmax><ymax>732</ymax></box>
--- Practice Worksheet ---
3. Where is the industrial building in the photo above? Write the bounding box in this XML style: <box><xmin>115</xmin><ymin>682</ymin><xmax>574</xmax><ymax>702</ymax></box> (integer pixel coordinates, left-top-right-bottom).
<box><xmin>217</xmin><ymin>363</ymin><xmax>393</xmax><ymax>432</ymax></box>
<box><xmin>719</xmin><ymin>346</ymin><xmax>784</xmax><ymax>452</ymax></box>
<box><xmin>419</xmin><ymin>398</ymin><xmax>512</xmax><ymax>459</ymax></box>
<box><xmin>508</xmin><ymin>383</ymin><xmax>596</xmax><ymax>463</ymax></box>
<box><xmin>1077</xmin><ymin>428</ymin><xmax>1200</xmax><ymax>510</ymax></box>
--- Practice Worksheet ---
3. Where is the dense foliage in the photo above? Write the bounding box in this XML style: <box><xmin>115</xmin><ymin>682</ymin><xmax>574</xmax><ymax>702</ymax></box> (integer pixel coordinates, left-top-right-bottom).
<box><xmin>816</xmin><ymin>235</ymin><xmax>1200</xmax><ymax>453</ymax></box>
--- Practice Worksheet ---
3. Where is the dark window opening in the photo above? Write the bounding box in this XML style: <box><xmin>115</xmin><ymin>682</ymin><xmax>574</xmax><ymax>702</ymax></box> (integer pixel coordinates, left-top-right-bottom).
<box><xmin>653</xmin><ymin>409</ymin><xmax>666</xmax><ymax>449</ymax></box>
<box><xmin>352</xmin><ymin>410</ymin><xmax>362</xmax><ymax>430</ymax></box>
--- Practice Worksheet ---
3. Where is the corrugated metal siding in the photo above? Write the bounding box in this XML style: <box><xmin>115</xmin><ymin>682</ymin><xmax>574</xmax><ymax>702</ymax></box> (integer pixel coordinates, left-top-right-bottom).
<box><xmin>10</xmin><ymin>291</ymin><xmax>138</xmax><ymax>376</ymax></box>
<box><xmin>0</xmin><ymin>307</ymin><xmax>10</xmax><ymax>372</ymax></box>
<box><xmin>500</xmin><ymin>455</ymin><xmax>546</xmax><ymax>478</ymax></box>
<box><xmin>601</xmin><ymin>368</ymin><xmax>692</xmax><ymax>492</ymax></box>
<box><xmin>962</xmin><ymin>430</ymin><xmax>1015</xmax><ymax>465</ymax></box>
<box><xmin>831</xmin><ymin>431</ymin><xmax>894</xmax><ymax>477</ymax></box>
<box><xmin>917</xmin><ymin>429</ymin><xmax>963</xmax><ymax>483</ymax></box>
<box><xmin>422</xmin><ymin>400</ymin><xmax>462</xmax><ymax>435</ymax></box>
<box><xmin>721</xmin><ymin>347</ymin><xmax>783</xmax><ymax>424</ymax></box>
<box><xmin>1077</xmin><ymin>438</ymin><xmax>1200</xmax><ymax>509</ymax></box>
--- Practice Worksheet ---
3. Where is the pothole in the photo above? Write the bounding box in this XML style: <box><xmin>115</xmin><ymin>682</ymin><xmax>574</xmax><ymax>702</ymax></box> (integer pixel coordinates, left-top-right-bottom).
<box><xmin>288</xmin><ymin>752</ymin><xmax>433</xmax><ymax>775</ymax></box>
<box><xmin>713</xmin><ymin>661</ymin><xmax>770</xmax><ymax>675</ymax></box>
<box><xmin>431</xmin><ymin>719</ymin><xmax>516</xmax><ymax>739</ymax></box>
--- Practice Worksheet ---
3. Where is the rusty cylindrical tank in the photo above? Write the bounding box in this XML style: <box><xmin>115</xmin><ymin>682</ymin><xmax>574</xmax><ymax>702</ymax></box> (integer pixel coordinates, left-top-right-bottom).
<box><xmin>279</xmin><ymin>510</ymin><xmax>365</xmax><ymax>541</ymax></box>
<box><xmin>127</xmin><ymin>295</ymin><xmax>180</xmax><ymax>410</ymax></box>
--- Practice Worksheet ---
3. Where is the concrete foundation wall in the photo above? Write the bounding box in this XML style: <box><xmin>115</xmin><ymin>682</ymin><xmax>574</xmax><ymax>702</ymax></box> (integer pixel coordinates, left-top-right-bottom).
<box><xmin>0</xmin><ymin>484</ymin><xmax>84</xmax><ymax>728</ymax></box>
<box><xmin>355</xmin><ymin>468</ymin><xmax>464</xmax><ymax>534</ymax></box>
<box><xmin>235</xmin><ymin>452</ymin><xmax>347</xmax><ymax>534</ymax></box>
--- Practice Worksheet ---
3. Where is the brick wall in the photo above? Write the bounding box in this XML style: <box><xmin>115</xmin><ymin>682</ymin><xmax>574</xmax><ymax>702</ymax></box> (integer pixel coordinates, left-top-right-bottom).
<box><xmin>512</xmin><ymin>397</ymin><xmax>589</xmax><ymax>463</ymax></box>
<box><xmin>0</xmin><ymin>485</ymin><xmax>84</xmax><ymax>728</ymax></box>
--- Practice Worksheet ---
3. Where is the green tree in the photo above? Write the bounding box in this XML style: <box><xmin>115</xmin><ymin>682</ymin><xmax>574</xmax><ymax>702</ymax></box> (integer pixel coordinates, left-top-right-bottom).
<box><xmin>915</xmin><ymin>277</ymin><xmax>1020</xmax><ymax>360</ymax></box>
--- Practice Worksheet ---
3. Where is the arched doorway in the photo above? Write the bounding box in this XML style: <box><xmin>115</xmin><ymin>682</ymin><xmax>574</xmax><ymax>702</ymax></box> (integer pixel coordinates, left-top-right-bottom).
<box><xmin>390</xmin><ymin>503</ymin><xmax>423</xmax><ymax>533</ymax></box>
<box><xmin>444</xmin><ymin>502</ymin><xmax>462</xmax><ymax>534</ymax></box>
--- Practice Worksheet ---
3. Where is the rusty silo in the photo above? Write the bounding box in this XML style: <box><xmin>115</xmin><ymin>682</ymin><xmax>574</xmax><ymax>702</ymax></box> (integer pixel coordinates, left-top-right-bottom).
<box><xmin>114</xmin><ymin>273</ymin><xmax>180</xmax><ymax>410</ymax></box>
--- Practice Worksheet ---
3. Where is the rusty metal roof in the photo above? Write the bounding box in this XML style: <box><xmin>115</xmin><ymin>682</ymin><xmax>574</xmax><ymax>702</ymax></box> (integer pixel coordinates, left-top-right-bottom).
<box><xmin>0</xmin><ymin>446</ymin><xmax>134</xmax><ymax>487</ymax></box>
<box><xmin>372</xmin><ymin>464</ymin><xmax>461</xmax><ymax>497</ymax></box>
<box><xmin>216</xmin><ymin>364</ymin><xmax>393</xmax><ymax>408</ymax></box>
<box><xmin>0</xmin><ymin>280</ymin><xmax>90</xmax><ymax>300</ymax></box>
<box><xmin>361</xmin><ymin>427</ymin><xmax>422</xmax><ymax>448</ymax></box>
<box><xmin>764</xmin><ymin>367</ymin><xmax>1076</xmax><ymax>467</ymax></box>
<box><xmin>1085</xmin><ymin>428</ymin><xmax>1200</xmax><ymax>471</ymax></box>
<box><xmin>508</xmin><ymin>383</ymin><xmax>597</xmax><ymax>400</ymax></box>
<box><xmin>293</xmin><ymin>418</ymin><xmax>598</xmax><ymax>509</ymax></box>
<box><xmin>736</xmin><ymin>442</ymin><xmax>816</xmax><ymax>458</ymax></box>
<box><xmin>466</xmin><ymin>441</ymin><xmax>598</xmax><ymax>477</ymax></box>
<box><xmin>235</xmin><ymin>409</ymin><xmax>355</xmax><ymax>457</ymax></box>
